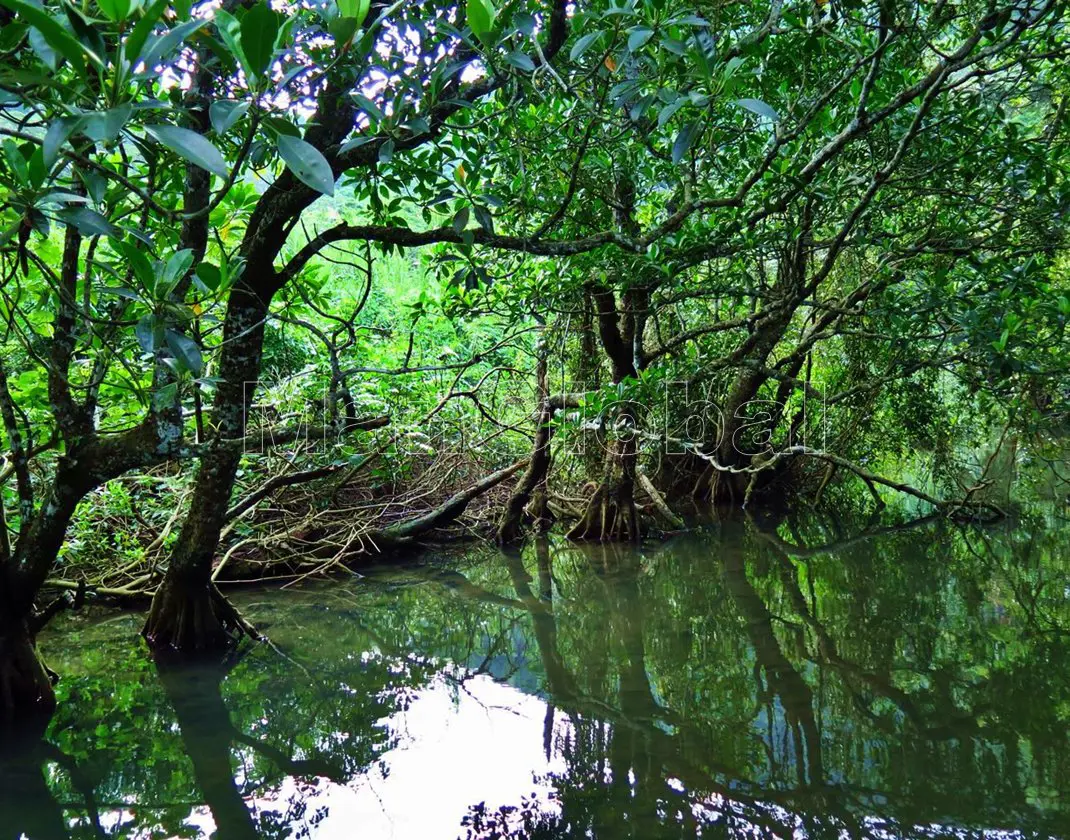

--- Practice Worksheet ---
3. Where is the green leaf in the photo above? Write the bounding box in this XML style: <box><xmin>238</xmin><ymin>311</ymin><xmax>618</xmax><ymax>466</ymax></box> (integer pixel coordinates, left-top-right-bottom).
<box><xmin>135</xmin><ymin>313</ymin><xmax>161</xmax><ymax>352</ymax></box>
<box><xmin>138</xmin><ymin>18</ymin><xmax>206</xmax><ymax>71</ymax></box>
<box><xmin>27</xmin><ymin>26</ymin><xmax>58</xmax><ymax>70</ymax></box>
<box><xmin>474</xmin><ymin>205</ymin><xmax>493</xmax><ymax>233</ymax></box>
<box><xmin>146</xmin><ymin>124</ymin><xmax>229</xmax><ymax>179</ymax></box>
<box><xmin>154</xmin><ymin>381</ymin><xmax>179</xmax><ymax>406</ymax></box>
<box><xmin>123</xmin><ymin>0</ymin><xmax>166</xmax><ymax>67</ymax></box>
<box><xmin>57</xmin><ymin>207</ymin><xmax>120</xmax><ymax>237</ymax></box>
<box><xmin>672</xmin><ymin>120</ymin><xmax>701</xmax><ymax>164</ymax></box>
<box><xmin>0</xmin><ymin>22</ymin><xmax>27</xmax><ymax>51</ymax></box>
<box><xmin>165</xmin><ymin>329</ymin><xmax>203</xmax><ymax>375</ymax></box>
<box><xmin>97</xmin><ymin>0</ymin><xmax>132</xmax><ymax>23</ymax></box>
<box><xmin>627</xmin><ymin>26</ymin><xmax>653</xmax><ymax>52</ymax></box>
<box><xmin>79</xmin><ymin>168</ymin><xmax>107</xmax><ymax>204</ymax></box>
<box><xmin>27</xmin><ymin>147</ymin><xmax>45</xmax><ymax>188</ymax></box>
<box><xmin>214</xmin><ymin>8</ymin><xmax>251</xmax><ymax>77</ymax></box>
<box><xmin>209</xmin><ymin>100</ymin><xmax>249</xmax><ymax>135</ymax></box>
<box><xmin>36</xmin><ymin>190</ymin><xmax>89</xmax><ymax>205</ymax></box>
<box><xmin>351</xmin><ymin>93</ymin><xmax>383</xmax><ymax>123</ymax></box>
<box><xmin>733</xmin><ymin>98</ymin><xmax>779</xmax><ymax>123</ymax></box>
<box><xmin>194</xmin><ymin>262</ymin><xmax>222</xmax><ymax>292</ymax></box>
<box><xmin>43</xmin><ymin>116</ymin><xmax>84</xmax><ymax>168</ymax></box>
<box><xmin>100</xmin><ymin>285</ymin><xmax>141</xmax><ymax>300</ymax></box>
<box><xmin>660</xmin><ymin>35</ymin><xmax>686</xmax><ymax>55</ymax></box>
<box><xmin>64</xmin><ymin>6</ymin><xmax>107</xmax><ymax>65</ymax></box>
<box><xmin>657</xmin><ymin>97</ymin><xmax>686</xmax><ymax>127</ymax></box>
<box><xmin>157</xmin><ymin>248</ymin><xmax>194</xmax><ymax>297</ymax></box>
<box><xmin>338</xmin><ymin>135</ymin><xmax>376</xmax><ymax>154</ymax></box>
<box><xmin>82</xmin><ymin>105</ymin><xmax>133</xmax><ymax>144</ymax></box>
<box><xmin>337</xmin><ymin>0</ymin><xmax>370</xmax><ymax>26</ymax></box>
<box><xmin>262</xmin><ymin>115</ymin><xmax>300</xmax><ymax>137</ymax></box>
<box><xmin>3</xmin><ymin>139</ymin><xmax>28</xmax><ymax>187</ymax></box>
<box><xmin>668</xmin><ymin>14</ymin><xmax>710</xmax><ymax>26</ymax></box>
<box><xmin>240</xmin><ymin>2</ymin><xmax>279</xmax><ymax>77</ymax></box>
<box><xmin>0</xmin><ymin>0</ymin><xmax>91</xmax><ymax>74</ymax></box>
<box><xmin>513</xmin><ymin>12</ymin><xmax>535</xmax><ymax>36</ymax></box>
<box><xmin>329</xmin><ymin>15</ymin><xmax>358</xmax><ymax>46</ymax></box>
<box><xmin>118</xmin><ymin>241</ymin><xmax>156</xmax><ymax>287</ymax></box>
<box><xmin>569</xmin><ymin>30</ymin><xmax>602</xmax><ymax>60</ymax></box>
<box><xmin>277</xmin><ymin>135</ymin><xmax>335</xmax><ymax>197</ymax></box>
<box><xmin>404</xmin><ymin>117</ymin><xmax>430</xmax><ymax>136</ymax></box>
<box><xmin>504</xmin><ymin>49</ymin><xmax>534</xmax><ymax>72</ymax></box>
<box><xmin>0</xmin><ymin>222</ymin><xmax>19</xmax><ymax>249</ymax></box>
<box><xmin>452</xmin><ymin>206</ymin><xmax>469</xmax><ymax>233</ymax></box>
<box><xmin>466</xmin><ymin>0</ymin><xmax>495</xmax><ymax>41</ymax></box>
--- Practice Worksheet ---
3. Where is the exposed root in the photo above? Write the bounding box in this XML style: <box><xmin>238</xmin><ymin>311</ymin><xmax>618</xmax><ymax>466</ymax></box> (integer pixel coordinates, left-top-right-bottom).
<box><xmin>637</xmin><ymin>470</ymin><xmax>684</xmax><ymax>529</ymax></box>
<box><xmin>497</xmin><ymin>475</ymin><xmax>555</xmax><ymax>545</ymax></box>
<box><xmin>142</xmin><ymin>576</ymin><xmax>262</xmax><ymax>655</ymax></box>
<box><xmin>0</xmin><ymin>627</ymin><xmax>56</xmax><ymax>730</ymax></box>
<box><xmin>566</xmin><ymin>478</ymin><xmax>642</xmax><ymax>542</ymax></box>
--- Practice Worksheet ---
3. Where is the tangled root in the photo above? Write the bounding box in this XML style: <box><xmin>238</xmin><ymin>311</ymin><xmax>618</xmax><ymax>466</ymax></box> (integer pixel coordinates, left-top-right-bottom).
<box><xmin>567</xmin><ymin>480</ymin><xmax>641</xmax><ymax>543</ymax></box>
<box><xmin>142</xmin><ymin>577</ymin><xmax>261</xmax><ymax>655</ymax></box>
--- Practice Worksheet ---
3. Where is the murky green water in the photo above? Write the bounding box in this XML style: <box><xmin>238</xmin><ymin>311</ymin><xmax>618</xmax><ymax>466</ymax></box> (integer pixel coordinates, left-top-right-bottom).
<box><xmin>4</xmin><ymin>510</ymin><xmax>1070</xmax><ymax>839</ymax></box>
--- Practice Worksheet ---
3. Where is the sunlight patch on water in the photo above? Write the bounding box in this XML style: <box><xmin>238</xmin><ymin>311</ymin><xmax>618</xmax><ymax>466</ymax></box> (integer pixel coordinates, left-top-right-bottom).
<box><xmin>185</xmin><ymin>672</ymin><xmax>566</xmax><ymax>839</ymax></box>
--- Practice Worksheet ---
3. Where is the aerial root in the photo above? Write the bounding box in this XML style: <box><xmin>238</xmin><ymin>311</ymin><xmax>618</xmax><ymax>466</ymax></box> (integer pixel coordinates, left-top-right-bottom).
<box><xmin>567</xmin><ymin>479</ymin><xmax>641</xmax><ymax>543</ymax></box>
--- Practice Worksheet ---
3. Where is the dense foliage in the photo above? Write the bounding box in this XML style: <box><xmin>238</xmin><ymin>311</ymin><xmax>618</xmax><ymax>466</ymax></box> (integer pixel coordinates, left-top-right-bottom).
<box><xmin>0</xmin><ymin>0</ymin><xmax>1066</xmax><ymax>725</ymax></box>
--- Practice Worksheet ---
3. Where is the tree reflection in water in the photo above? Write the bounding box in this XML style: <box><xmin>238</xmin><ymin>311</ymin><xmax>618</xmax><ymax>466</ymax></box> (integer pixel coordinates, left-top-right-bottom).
<box><xmin>2</xmin><ymin>509</ymin><xmax>1067</xmax><ymax>839</ymax></box>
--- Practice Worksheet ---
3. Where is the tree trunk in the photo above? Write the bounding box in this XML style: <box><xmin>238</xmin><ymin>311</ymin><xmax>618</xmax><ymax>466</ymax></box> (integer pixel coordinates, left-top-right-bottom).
<box><xmin>144</xmin><ymin>79</ymin><xmax>358</xmax><ymax>650</ymax></box>
<box><xmin>498</xmin><ymin>350</ymin><xmax>555</xmax><ymax>545</ymax></box>
<box><xmin>0</xmin><ymin>621</ymin><xmax>55</xmax><ymax>728</ymax></box>
<box><xmin>142</xmin><ymin>574</ymin><xmax>253</xmax><ymax>653</ymax></box>
<box><xmin>144</xmin><ymin>288</ymin><xmax>270</xmax><ymax>653</ymax></box>
<box><xmin>567</xmin><ymin>436</ymin><xmax>641</xmax><ymax>542</ymax></box>
<box><xmin>377</xmin><ymin>459</ymin><xmax>527</xmax><ymax>549</ymax></box>
<box><xmin>0</xmin><ymin>457</ymin><xmax>108</xmax><ymax>725</ymax></box>
<box><xmin>568</xmin><ymin>280</ymin><xmax>647</xmax><ymax>543</ymax></box>
<box><xmin>695</xmin><ymin>306</ymin><xmax>798</xmax><ymax>505</ymax></box>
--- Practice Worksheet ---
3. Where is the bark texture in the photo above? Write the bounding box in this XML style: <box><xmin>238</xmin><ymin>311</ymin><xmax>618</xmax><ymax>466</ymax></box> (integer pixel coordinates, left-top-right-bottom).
<box><xmin>144</xmin><ymin>287</ymin><xmax>270</xmax><ymax>653</ymax></box>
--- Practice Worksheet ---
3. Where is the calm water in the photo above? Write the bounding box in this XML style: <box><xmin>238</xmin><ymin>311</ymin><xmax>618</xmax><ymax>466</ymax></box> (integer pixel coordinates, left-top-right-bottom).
<box><xmin>4</xmin><ymin>510</ymin><xmax>1070</xmax><ymax>839</ymax></box>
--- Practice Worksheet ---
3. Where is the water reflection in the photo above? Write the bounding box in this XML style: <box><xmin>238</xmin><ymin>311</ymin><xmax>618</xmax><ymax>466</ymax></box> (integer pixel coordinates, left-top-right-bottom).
<box><xmin>6</xmin><ymin>509</ymin><xmax>1069</xmax><ymax>838</ymax></box>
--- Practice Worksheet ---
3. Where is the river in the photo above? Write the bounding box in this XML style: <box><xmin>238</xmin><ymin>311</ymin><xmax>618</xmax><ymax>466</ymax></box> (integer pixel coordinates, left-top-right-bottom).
<box><xmin>4</xmin><ymin>509</ymin><xmax>1069</xmax><ymax>838</ymax></box>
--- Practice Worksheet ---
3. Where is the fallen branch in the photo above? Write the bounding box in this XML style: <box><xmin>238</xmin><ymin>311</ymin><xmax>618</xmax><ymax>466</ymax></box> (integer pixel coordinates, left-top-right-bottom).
<box><xmin>217</xmin><ymin>414</ymin><xmax>390</xmax><ymax>453</ymax></box>
<box><xmin>373</xmin><ymin>459</ymin><xmax>529</xmax><ymax>549</ymax></box>
<box><xmin>226</xmin><ymin>465</ymin><xmax>341</xmax><ymax>523</ymax></box>
<box><xmin>43</xmin><ymin>577</ymin><xmax>153</xmax><ymax>601</ymax></box>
